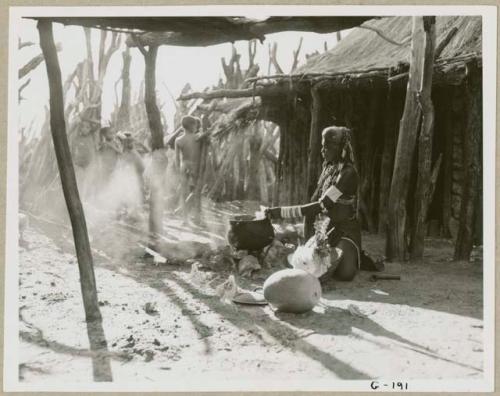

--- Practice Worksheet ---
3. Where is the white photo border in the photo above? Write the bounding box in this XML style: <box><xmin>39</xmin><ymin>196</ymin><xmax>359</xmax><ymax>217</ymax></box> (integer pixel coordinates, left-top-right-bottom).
<box><xmin>5</xmin><ymin>5</ymin><xmax>496</xmax><ymax>392</ymax></box>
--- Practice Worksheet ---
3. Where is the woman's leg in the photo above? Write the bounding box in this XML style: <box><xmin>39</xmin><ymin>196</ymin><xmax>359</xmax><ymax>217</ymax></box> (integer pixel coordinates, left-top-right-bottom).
<box><xmin>333</xmin><ymin>239</ymin><xmax>358</xmax><ymax>281</ymax></box>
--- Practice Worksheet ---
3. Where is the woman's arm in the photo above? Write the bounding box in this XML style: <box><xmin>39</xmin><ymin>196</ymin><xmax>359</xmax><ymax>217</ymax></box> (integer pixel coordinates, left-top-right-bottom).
<box><xmin>265</xmin><ymin>201</ymin><xmax>323</xmax><ymax>220</ymax></box>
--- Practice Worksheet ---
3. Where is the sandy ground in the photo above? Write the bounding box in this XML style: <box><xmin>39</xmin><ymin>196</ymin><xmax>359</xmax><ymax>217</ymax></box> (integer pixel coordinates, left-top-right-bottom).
<box><xmin>16</xmin><ymin>201</ymin><xmax>484</xmax><ymax>389</ymax></box>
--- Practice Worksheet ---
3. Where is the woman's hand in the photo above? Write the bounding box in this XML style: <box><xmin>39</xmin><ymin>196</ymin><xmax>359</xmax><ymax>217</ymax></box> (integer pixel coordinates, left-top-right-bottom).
<box><xmin>264</xmin><ymin>207</ymin><xmax>282</xmax><ymax>220</ymax></box>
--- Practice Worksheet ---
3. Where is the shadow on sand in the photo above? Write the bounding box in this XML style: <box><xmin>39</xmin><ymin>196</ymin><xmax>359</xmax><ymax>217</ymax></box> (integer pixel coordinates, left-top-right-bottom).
<box><xmin>19</xmin><ymin>306</ymin><xmax>124</xmax><ymax>381</ymax></box>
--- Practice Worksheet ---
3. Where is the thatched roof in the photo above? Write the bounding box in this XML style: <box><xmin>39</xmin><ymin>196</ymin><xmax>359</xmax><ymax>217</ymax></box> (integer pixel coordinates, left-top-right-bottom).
<box><xmin>298</xmin><ymin>16</ymin><xmax>481</xmax><ymax>74</ymax></box>
<box><xmin>178</xmin><ymin>16</ymin><xmax>482</xmax><ymax>118</ymax></box>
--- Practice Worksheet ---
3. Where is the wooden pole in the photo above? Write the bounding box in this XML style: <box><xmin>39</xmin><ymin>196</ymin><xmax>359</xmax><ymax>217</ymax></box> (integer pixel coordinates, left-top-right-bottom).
<box><xmin>247</xmin><ymin>122</ymin><xmax>263</xmax><ymax>200</ymax></box>
<box><xmin>454</xmin><ymin>63</ymin><xmax>482</xmax><ymax>260</ymax></box>
<box><xmin>37</xmin><ymin>20</ymin><xmax>101</xmax><ymax>322</ymax></box>
<box><xmin>440</xmin><ymin>87</ymin><xmax>454</xmax><ymax>238</ymax></box>
<box><xmin>116</xmin><ymin>47</ymin><xmax>131</xmax><ymax>130</ymax></box>
<box><xmin>378</xmin><ymin>85</ymin><xmax>399</xmax><ymax>235</ymax></box>
<box><xmin>410</xmin><ymin>16</ymin><xmax>437</xmax><ymax>260</ymax></box>
<box><xmin>144</xmin><ymin>45</ymin><xmax>164</xmax><ymax>150</ymax></box>
<box><xmin>142</xmin><ymin>44</ymin><xmax>166</xmax><ymax>249</ymax></box>
<box><xmin>306</xmin><ymin>84</ymin><xmax>322</xmax><ymax>200</ymax></box>
<box><xmin>386</xmin><ymin>17</ymin><xmax>426</xmax><ymax>261</ymax></box>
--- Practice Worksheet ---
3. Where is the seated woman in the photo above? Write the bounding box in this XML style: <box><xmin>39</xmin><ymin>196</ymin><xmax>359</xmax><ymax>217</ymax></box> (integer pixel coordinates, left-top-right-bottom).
<box><xmin>265</xmin><ymin>126</ymin><xmax>361</xmax><ymax>282</ymax></box>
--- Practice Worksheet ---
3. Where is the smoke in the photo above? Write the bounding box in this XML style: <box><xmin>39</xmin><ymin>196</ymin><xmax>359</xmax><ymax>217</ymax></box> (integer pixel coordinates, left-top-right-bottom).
<box><xmin>85</xmin><ymin>159</ymin><xmax>144</xmax><ymax>227</ymax></box>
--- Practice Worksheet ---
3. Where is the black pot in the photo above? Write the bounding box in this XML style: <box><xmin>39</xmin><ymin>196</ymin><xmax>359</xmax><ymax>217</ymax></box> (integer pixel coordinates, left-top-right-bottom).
<box><xmin>227</xmin><ymin>215</ymin><xmax>275</xmax><ymax>251</ymax></box>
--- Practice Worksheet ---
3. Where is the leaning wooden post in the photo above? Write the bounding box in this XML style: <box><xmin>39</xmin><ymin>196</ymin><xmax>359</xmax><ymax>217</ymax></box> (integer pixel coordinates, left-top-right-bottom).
<box><xmin>37</xmin><ymin>20</ymin><xmax>101</xmax><ymax>322</ymax></box>
<box><xmin>410</xmin><ymin>16</ymin><xmax>437</xmax><ymax>260</ymax></box>
<box><xmin>386</xmin><ymin>17</ymin><xmax>426</xmax><ymax>261</ymax></box>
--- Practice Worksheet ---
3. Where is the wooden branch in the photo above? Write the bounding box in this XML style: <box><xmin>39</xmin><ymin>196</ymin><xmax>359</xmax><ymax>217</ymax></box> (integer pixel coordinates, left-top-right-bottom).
<box><xmin>19</xmin><ymin>39</ymin><xmax>35</xmax><ymax>49</ymax></box>
<box><xmin>248</xmin><ymin>39</ymin><xmax>257</xmax><ymax>68</ymax></box>
<box><xmin>18</xmin><ymin>78</ymin><xmax>31</xmax><ymax>101</ymax></box>
<box><xmin>434</xmin><ymin>27</ymin><xmax>458</xmax><ymax>59</ymax></box>
<box><xmin>178</xmin><ymin>85</ymin><xmax>285</xmax><ymax>101</ymax></box>
<box><xmin>269</xmin><ymin>42</ymin><xmax>284</xmax><ymax>74</ymax></box>
<box><xmin>37</xmin><ymin>19</ymin><xmax>102</xmax><ymax>323</ymax></box>
<box><xmin>98</xmin><ymin>30</ymin><xmax>107</xmax><ymax>75</ymax></box>
<box><xmin>290</xmin><ymin>37</ymin><xmax>303</xmax><ymax>73</ymax></box>
<box><xmin>83</xmin><ymin>28</ymin><xmax>95</xmax><ymax>82</ymax></box>
<box><xmin>358</xmin><ymin>25</ymin><xmax>411</xmax><ymax>46</ymax></box>
<box><xmin>243</xmin><ymin>64</ymin><xmax>260</xmax><ymax>82</ymax></box>
<box><xmin>113</xmin><ymin>16</ymin><xmax>373</xmax><ymax>47</ymax></box>
<box><xmin>245</xmin><ymin>66</ymin><xmax>391</xmax><ymax>84</ymax></box>
<box><xmin>19</xmin><ymin>43</ymin><xmax>62</xmax><ymax>79</ymax></box>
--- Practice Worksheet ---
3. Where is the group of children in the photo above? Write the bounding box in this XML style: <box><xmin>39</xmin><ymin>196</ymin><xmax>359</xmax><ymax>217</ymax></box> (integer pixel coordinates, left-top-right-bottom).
<box><xmin>70</xmin><ymin>114</ymin><xmax>205</xmax><ymax>225</ymax></box>
<box><xmin>71</xmin><ymin>120</ymin><xmax>146</xmax><ymax>220</ymax></box>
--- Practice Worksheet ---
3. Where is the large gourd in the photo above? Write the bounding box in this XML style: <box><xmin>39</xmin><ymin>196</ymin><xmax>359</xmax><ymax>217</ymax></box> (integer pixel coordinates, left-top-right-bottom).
<box><xmin>263</xmin><ymin>269</ymin><xmax>322</xmax><ymax>313</ymax></box>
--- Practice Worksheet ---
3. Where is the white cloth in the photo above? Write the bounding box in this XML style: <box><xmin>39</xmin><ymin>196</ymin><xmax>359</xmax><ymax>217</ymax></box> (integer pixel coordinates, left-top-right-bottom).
<box><xmin>321</xmin><ymin>185</ymin><xmax>342</xmax><ymax>203</ymax></box>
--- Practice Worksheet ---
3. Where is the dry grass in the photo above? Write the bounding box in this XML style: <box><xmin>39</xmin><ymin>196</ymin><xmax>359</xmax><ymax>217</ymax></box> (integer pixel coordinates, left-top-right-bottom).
<box><xmin>299</xmin><ymin>16</ymin><xmax>481</xmax><ymax>75</ymax></box>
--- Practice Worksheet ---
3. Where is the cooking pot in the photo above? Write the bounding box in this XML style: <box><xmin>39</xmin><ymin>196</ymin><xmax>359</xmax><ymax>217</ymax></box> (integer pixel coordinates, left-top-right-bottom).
<box><xmin>227</xmin><ymin>215</ymin><xmax>274</xmax><ymax>251</ymax></box>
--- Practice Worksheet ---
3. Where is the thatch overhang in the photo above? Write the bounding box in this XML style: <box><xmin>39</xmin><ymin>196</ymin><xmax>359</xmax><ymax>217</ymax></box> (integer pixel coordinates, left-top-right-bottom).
<box><xmin>30</xmin><ymin>16</ymin><xmax>374</xmax><ymax>47</ymax></box>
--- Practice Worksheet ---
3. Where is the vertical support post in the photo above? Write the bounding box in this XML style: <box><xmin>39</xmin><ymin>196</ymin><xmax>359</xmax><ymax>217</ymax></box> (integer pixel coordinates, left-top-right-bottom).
<box><xmin>440</xmin><ymin>87</ymin><xmax>454</xmax><ymax>238</ymax></box>
<box><xmin>116</xmin><ymin>47</ymin><xmax>132</xmax><ymax>130</ymax></box>
<box><xmin>144</xmin><ymin>45</ymin><xmax>164</xmax><ymax>150</ymax></box>
<box><xmin>454</xmin><ymin>63</ymin><xmax>482</xmax><ymax>260</ymax></box>
<box><xmin>37</xmin><ymin>20</ymin><xmax>101</xmax><ymax>322</ymax></box>
<box><xmin>410</xmin><ymin>16</ymin><xmax>437</xmax><ymax>260</ymax></box>
<box><xmin>143</xmin><ymin>44</ymin><xmax>166</xmax><ymax>250</ymax></box>
<box><xmin>386</xmin><ymin>17</ymin><xmax>426</xmax><ymax>261</ymax></box>
<box><xmin>378</xmin><ymin>84</ymin><xmax>398</xmax><ymax>234</ymax></box>
<box><xmin>306</xmin><ymin>83</ymin><xmax>322</xmax><ymax>200</ymax></box>
<box><xmin>247</xmin><ymin>121</ymin><xmax>262</xmax><ymax>200</ymax></box>
<box><xmin>304</xmin><ymin>83</ymin><xmax>322</xmax><ymax>239</ymax></box>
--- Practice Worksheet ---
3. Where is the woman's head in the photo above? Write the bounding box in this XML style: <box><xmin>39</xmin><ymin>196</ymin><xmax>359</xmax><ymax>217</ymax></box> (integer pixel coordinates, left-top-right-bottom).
<box><xmin>321</xmin><ymin>126</ymin><xmax>353</xmax><ymax>163</ymax></box>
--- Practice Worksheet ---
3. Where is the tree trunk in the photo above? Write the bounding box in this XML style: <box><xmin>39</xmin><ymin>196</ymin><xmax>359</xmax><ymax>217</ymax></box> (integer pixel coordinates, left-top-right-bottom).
<box><xmin>410</xmin><ymin>16</ymin><xmax>437</xmax><ymax>260</ymax></box>
<box><xmin>454</xmin><ymin>66</ymin><xmax>481</xmax><ymax>260</ymax></box>
<box><xmin>143</xmin><ymin>45</ymin><xmax>165</xmax><ymax>250</ymax></box>
<box><xmin>38</xmin><ymin>20</ymin><xmax>101</xmax><ymax>323</ymax></box>
<box><xmin>386</xmin><ymin>17</ymin><xmax>426</xmax><ymax>261</ymax></box>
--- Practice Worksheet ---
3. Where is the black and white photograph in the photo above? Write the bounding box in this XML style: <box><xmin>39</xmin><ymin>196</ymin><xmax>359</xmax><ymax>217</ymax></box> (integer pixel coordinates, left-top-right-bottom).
<box><xmin>4</xmin><ymin>5</ymin><xmax>496</xmax><ymax>392</ymax></box>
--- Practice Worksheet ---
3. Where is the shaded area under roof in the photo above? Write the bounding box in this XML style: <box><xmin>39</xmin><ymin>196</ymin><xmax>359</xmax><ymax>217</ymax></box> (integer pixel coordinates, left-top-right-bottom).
<box><xmin>30</xmin><ymin>16</ymin><xmax>374</xmax><ymax>47</ymax></box>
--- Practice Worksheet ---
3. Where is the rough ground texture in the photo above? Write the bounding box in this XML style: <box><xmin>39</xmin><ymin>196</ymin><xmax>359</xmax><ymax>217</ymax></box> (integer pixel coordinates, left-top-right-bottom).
<box><xmin>17</xmin><ymin>201</ymin><xmax>484</xmax><ymax>389</ymax></box>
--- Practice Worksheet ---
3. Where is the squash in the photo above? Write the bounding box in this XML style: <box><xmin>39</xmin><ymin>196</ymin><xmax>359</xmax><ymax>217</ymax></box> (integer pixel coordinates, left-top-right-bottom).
<box><xmin>263</xmin><ymin>269</ymin><xmax>322</xmax><ymax>313</ymax></box>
